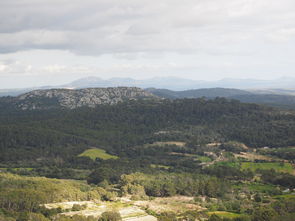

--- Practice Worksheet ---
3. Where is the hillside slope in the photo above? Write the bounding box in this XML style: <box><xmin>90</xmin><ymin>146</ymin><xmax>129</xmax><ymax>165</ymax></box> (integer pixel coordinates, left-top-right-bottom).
<box><xmin>2</xmin><ymin>87</ymin><xmax>157</xmax><ymax>110</ymax></box>
<box><xmin>146</xmin><ymin>88</ymin><xmax>252</xmax><ymax>99</ymax></box>
<box><xmin>147</xmin><ymin>88</ymin><xmax>295</xmax><ymax>109</ymax></box>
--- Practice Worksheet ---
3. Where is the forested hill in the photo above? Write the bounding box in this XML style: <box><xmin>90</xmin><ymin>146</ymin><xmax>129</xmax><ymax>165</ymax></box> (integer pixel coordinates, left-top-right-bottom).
<box><xmin>146</xmin><ymin>88</ymin><xmax>252</xmax><ymax>99</ymax></box>
<box><xmin>1</xmin><ymin>98</ymin><xmax>295</xmax><ymax>167</ymax></box>
<box><xmin>0</xmin><ymin>87</ymin><xmax>157</xmax><ymax>110</ymax></box>
<box><xmin>147</xmin><ymin>88</ymin><xmax>295</xmax><ymax>109</ymax></box>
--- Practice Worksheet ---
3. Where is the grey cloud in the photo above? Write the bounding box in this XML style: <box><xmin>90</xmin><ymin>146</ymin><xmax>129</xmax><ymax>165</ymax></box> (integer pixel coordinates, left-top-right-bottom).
<box><xmin>0</xmin><ymin>0</ymin><xmax>294</xmax><ymax>55</ymax></box>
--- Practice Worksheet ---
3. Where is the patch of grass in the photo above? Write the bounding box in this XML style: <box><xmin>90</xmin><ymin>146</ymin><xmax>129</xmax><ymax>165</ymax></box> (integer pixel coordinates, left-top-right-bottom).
<box><xmin>274</xmin><ymin>194</ymin><xmax>295</xmax><ymax>200</ymax></box>
<box><xmin>197</xmin><ymin>156</ymin><xmax>212</xmax><ymax>162</ymax></box>
<box><xmin>234</xmin><ymin>182</ymin><xmax>278</xmax><ymax>193</ymax></box>
<box><xmin>241</xmin><ymin>162</ymin><xmax>293</xmax><ymax>174</ymax></box>
<box><xmin>214</xmin><ymin>161</ymin><xmax>240</xmax><ymax>168</ymax></box>
<box><xmin>150</xmin><ymin>164</ymin><xmax>170</xmax><ymax>169</ymax></box>
<box><xmin>208</xmin><ymin>211</ymin><xmax>243</xmax><ymax>219</ymax></box>
<box><xmin>234</xmin><ymin>152</ymin><xmax>274</xmax><ymax>161</ymax></box>
<box><xmin>0</xmin><ymin>168</ymin><xmax>34</xmax><ymax>172</ymax></box>
<box><xmin>78</xmin><ymin>148</ymin><xmax>118</xmax><ymax>161</ymax></box>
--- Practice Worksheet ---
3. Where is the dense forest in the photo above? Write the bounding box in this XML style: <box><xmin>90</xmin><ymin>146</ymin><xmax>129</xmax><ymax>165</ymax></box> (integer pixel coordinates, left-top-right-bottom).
<box><xmin>1</xmin><ymin>97</ymin><xmax>295</xmax><ymax>220</ymax></box>
<box><xmin>1</xmin><ymin>98</ymin><xmax>295</xmax><ymax>167</ymax></box>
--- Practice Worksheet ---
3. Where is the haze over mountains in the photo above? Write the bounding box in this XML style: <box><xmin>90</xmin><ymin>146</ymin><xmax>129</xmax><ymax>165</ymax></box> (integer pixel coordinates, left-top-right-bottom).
<box><xmin>1</xmin><ymin>86</ymin><xmax>295</xmax><ymax>111</ymax></box>
<box><xmin>64</xmin><ymin>76</ymin><xmax>295</xmax><ymax>91</ymax></box>
<box><xmin>1</xmin><ymin>76</ymin><xmax>295</xmax><ymax>97</ymax></box>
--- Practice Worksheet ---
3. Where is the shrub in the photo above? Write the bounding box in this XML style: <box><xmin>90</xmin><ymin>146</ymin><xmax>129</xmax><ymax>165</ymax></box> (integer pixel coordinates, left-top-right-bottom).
<box><xmin>98</xmin><ymin>211</ymin><xmax>122</xmax><ymax>221</ymax></box>
<box><xmin>71</xmin><ymin>204</ymin><xmax>87</xmax><ymax>211</ymax></box>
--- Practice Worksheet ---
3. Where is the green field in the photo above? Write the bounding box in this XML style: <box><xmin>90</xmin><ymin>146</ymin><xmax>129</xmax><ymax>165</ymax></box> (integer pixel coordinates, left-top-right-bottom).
<box><xmin>197</xmin><ymin>156</ymin><xmax>212</xmax><ymax>162</ymax></box>
<box><xmin>241</xmin><ymin>162</ymin><xmax>294</xmax><ymax>174</ymax></box>
<box><xmin>208</xmin><ymin>211</ymin><xmax>245</xmax><ymax>219</ymax></box>
<box><xmin>274</xmin><ymin>194</ymin><xmax>295</xmax><ymax>200</ymax></box>
<box><xmin>78</xmin><ymin>148</ymin><xmax>118</xmax><ymax>160</ymax></box>
<box><xmin>214</xmin><ymin>161</ymin><xmax>240</xmax><ymax>168</ymax></box>
<box><xmin>233</xmin><ymin>182</ymin><xmax>278</xmax><ymax>194</ymax></box>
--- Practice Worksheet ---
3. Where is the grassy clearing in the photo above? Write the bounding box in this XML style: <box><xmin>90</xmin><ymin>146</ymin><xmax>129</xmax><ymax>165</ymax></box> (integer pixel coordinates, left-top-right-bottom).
<box><xmin>208</xmin><ymin>211</ymin><xmax>244</xmax><ymax>219</ymax></box>
<box><xmin>150</xmin><ymin>164</ymin><xmax>170</xmax><ymax>169</ymax></box>
<box><xmin>78</xmin><ymin>148</ymin><xmax>118</xmax><ymax>161</ymax></box>
<box><xmin>214</xmin><ymin>161</ymin><xmax>240</xmax><ymax>168</ymax></box>
<box><xmin>146</xmin><ymin>141</ymin><xmax>186</xmax><ymax>147</ymax></box>
<box><xmin>274</xmin><ymin>194</ymin><xmax>295</xmax><ymax>200</ymax></box>
<box><xmin>233</xmin><ymin>182</ymin><xmax>278</xmax><ymax>193</ymax></box>
<box><xmin>197</xmin><ymin>156</ymin><xmax>212</xmax><ymax>162</ymax></box>
<box><xmin>234</xmin><ymin>152</ymin><xmax>274</xmax><ymax>161</ymax></box>
<box><xmin>241</xmin><ymin>162</ymin><xmax>293</xmax><ymax>174</ymax></box>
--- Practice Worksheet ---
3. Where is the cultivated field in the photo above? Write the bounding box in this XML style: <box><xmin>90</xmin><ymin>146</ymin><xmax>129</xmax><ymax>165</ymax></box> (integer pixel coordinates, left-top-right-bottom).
<box><xmin>207</xmin><ymin>211</ymin><xmax>247</xmax><ymax>219</ymax></box>
<box><xmin>241</xmin><ymin>162</ymin><xmax>294</xmax><ymax>174</ymax></box>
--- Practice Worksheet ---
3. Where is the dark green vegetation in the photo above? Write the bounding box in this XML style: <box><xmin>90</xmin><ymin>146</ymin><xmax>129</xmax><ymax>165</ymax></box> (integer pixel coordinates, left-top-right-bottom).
<box><xmin>147</xmin><ymin>88</ymin><xmax>251</xmax><ymax>99</ymax></box>
<box><xmin>0</xmin><ymin>97</ymin><xmax>295</xmax><ymax>220</ymax></box>
<box><xmin>1</xmin><ymin>98</ymin><xmax>295</xmax><ymax>167</ymax></box>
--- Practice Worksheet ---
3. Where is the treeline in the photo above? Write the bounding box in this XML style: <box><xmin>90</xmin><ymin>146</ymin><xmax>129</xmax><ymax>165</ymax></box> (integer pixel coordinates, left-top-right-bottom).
<box><xmin>118</xmin><ymin>172</ymin><xmax>229</xmax><ymax>198</ymax></box>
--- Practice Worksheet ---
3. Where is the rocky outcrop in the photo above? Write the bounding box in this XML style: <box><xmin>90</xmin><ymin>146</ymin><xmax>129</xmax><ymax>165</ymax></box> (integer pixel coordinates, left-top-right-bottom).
<box><xmin>16</xmin><ymin>87</ymin><xmax>157</xmax><ymax>110</ymax></box>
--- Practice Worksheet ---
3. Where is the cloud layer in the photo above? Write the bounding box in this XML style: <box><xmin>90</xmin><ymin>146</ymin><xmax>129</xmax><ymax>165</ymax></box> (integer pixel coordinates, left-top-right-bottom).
<box><xmin>1</xmin><ymin>0</ymin><xmax>295</xmax><ymax>55</ymax></box>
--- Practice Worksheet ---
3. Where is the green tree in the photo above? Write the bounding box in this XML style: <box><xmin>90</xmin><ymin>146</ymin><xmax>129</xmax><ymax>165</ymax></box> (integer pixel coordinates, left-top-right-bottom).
<box><xmin>209</xmin><ymin>214</ymin><xmax>222</xmax><ymax>221</ymax></box>
<box><xmin>252</xmin><ymin>206</ymin><xmax>278</xmax><ymax>221</ymax></box>
<box><xmin>99</xmin><ymin>211</ymin><xmax>122</xmax><ymax>221</ymax></box>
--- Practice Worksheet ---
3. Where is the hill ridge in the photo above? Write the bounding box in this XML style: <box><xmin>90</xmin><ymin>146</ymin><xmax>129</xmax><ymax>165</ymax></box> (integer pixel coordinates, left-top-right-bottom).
<box><xmin>15</xmin><ymin>87</ymin><xmax>157</xmax><ymax>110</ymax></box>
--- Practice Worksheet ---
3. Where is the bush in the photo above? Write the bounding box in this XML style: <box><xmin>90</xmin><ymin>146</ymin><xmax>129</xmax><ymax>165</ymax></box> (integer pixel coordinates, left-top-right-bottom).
<box><xmin>208</xmin><ymin>214</ymin><xmax>222</xmax><ymax>221</ymax></box>
<box><xmin>72</xmin><ymin>204</ymin><xmax>87</xmax><ymax>211</ymax></box>
<box><xmin>98</xmin><ymin>211</ymin><xmax>122</xmax><ymax>221</ymax></box>
<box><xmin>28</xmin><ymin>213</ymin><xmax>50</xmax><ymax>221</ymax></box>
<box><xmin>157</xmin><ymin>212</ymin><xmax>177</xmax><ymax>221</ymax></box>
<box><xmin>221</xmin><ymin>141</ymin><xmax>247</xmax><ymax>153</ymax></box>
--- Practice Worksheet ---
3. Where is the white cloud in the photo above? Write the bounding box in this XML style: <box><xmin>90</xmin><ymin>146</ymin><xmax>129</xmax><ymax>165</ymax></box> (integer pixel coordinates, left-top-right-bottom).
<box><xmin>0</xmin><ymin>0</ymin><xmax>294</xmax><ymax>55</ymax></box>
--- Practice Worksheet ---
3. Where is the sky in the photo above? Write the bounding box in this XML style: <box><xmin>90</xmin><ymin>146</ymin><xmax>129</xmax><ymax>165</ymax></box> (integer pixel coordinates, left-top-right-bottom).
<box><xmin>0</xmin><ymin>0</ymin><xmax>295</xmax><ymax>88</ymax></box>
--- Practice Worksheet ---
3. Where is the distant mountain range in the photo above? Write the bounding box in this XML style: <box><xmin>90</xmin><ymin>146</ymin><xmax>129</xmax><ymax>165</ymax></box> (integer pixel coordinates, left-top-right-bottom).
<box><xmin>1</xmin><ymin>76</ymin><xmax>295</xmax><ymax>109</ymax></box>
<box><xmin>63</xmin><ymin>76</ymin><xmax>295</xmax><ymax>91</ymax></box>
<box><xmin>1</xmin><ymin>76</ymin><xmax>295</xmax><ymax>97</ymax></box>
<box><xmin>146</xmin><ymin>88</ymin><xmax>252</xmax><ymax>99</ymax></box>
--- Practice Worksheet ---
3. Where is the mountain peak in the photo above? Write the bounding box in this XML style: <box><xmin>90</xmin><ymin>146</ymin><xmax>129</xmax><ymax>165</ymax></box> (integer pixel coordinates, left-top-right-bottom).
<box><xmin>15</xmin><ymin>87</ymin><xmax>157</xmax><ymax>110</ymax></box>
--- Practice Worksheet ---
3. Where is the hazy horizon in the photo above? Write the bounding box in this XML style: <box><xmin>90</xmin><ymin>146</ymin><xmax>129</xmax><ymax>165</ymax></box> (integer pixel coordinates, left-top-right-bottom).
<box><xmin>1</xmin><ymin>75</ymin><xmax>295</xmax><ymax>90</ymax></box>
<box><xmin>1</xmin><ymin>0</ymin><xmax>295</xmax><ymax>88</ymax></box>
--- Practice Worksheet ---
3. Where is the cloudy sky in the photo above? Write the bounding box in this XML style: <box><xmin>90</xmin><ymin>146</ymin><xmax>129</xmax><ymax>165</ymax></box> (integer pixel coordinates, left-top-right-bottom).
<box><xmin>0</xmin><ymin>0</ymin><xmax>295</xmax><ymax>88</ymax></box>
